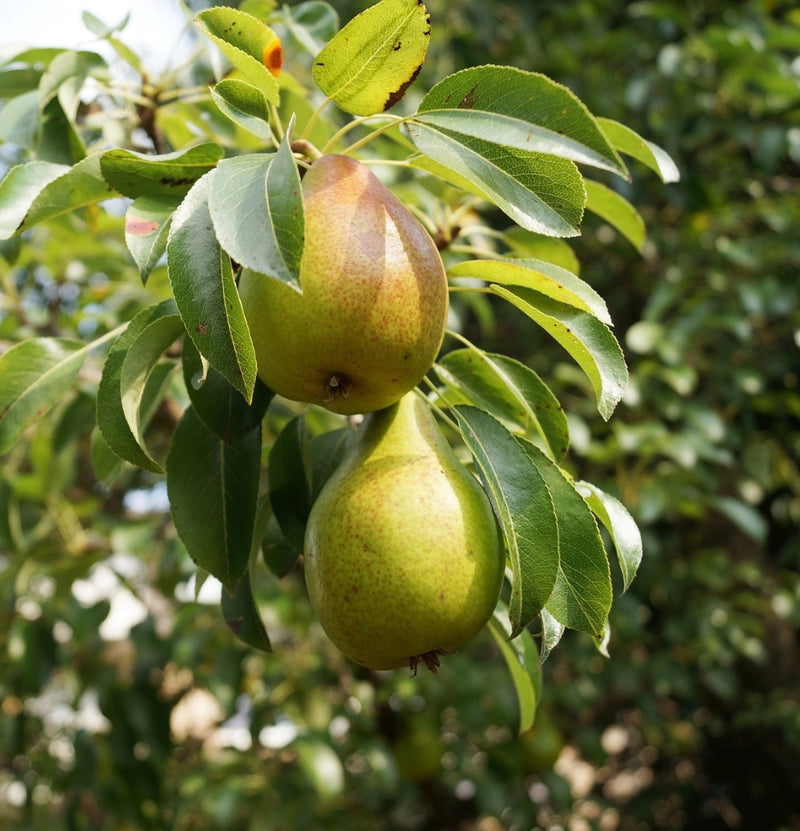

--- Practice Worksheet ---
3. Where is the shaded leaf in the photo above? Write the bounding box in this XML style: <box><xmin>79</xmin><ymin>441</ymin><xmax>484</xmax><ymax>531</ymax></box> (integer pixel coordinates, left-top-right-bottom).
<box><xmin>538</xmin><ymin>607</ymin><xmax>565</xmax><ymax>665</ymax></box>
<box><xmin>268</xmin><ymin>416</ymin><xmax>312</xmax><ymax>552</ymax></box>
<box><xmin>166</xmin><ymin>406</ymin><xmax>261</xmax><ymax>593</ymax></box>
<box><xmin>0</xmin><ymin>338</ymin><xmax>86</xmax><ymax>454</ymax></box>
<box><xmin>210</xmin><ymin>78</ymin><xmax>273</xmax><ymax>141</ymax></box>
<box><xmin>167</xmin><ymin>171</ymin><xmax>258</xmax><ymax>401</ymax></box>
<box><xmin>435</xmin><ymin>348</ymin><xmax>569</xmax><ymax>462</ymax></box>
<box><xmin>490</xmin><ymin>285</ymin><xmax>628</xmax><ymax>420</ymax></box>
<box><xmin>577</xmin><ymin>481</ymin><xmax>643</xmax><ymax>592</ymax></box>
<box><xmin>415</xmin><ymin>65</ymin><xmax>627</xmax><ymax>177</ymax></box>
<box><xmin>125</xmin><ymin>195</ymin><xmax>179</xmax><ymax>281</ymax></box>
<box><xmin>281</xmin><ymin>1</ymin><xmax>340</xmax><ymax>55</ymax></box>
<box><xmin>221</xmin><ymin>569</ymin><xmax>272</xmax><ymax>652</ymax></box>
<box><xmin>453</xmin><ymin>406</ymin><xmax>559</xmax><ymax>637</ymax></box>
<box><xmin>101</xmin><ymin>143</ymin><xmax>224</xmax><ymax>199</ymax></box>
<box><xmin>585</xmin><ymin>179</ymin><xmax>646</xmax><ymax>251</ymax></box>
<box><xmin>405</xmin><ymin>121</ymin><xmax>585</xmax><ymax>237</ymax></box>
<box><xmin>313</xmin><ymin>0</ymin><xmax>430</xmax><ymax>115</ymax></box>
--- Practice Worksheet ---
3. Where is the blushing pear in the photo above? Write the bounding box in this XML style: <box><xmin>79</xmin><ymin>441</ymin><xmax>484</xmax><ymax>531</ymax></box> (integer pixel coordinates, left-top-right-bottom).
<box><xmin>303</xmin><ymin>392</ymin><xmax>504</xmax><ymax>672</ymax></box>
<box><xmin>238</xmin><ymin>154</ymin><xmax>448</xmax><ymax>415</ymax></box>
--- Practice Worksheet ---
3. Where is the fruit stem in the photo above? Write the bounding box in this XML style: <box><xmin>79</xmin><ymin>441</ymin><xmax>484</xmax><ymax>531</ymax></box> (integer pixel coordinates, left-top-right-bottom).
<box><xmin>331</xmin><ymin>113</ymin><xmax>417</xmax><ymax>157</ymax></box>
<box><xmin>320</xmin><ymin>113</ymin><xmax>405</xmax><ymax>156</ymax></box>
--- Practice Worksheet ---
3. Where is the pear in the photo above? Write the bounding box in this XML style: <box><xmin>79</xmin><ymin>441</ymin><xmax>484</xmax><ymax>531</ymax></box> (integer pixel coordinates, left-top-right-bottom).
<box><xmin>238</xmin><ymin>154</ymin><xmax>448</xmax><ymax>415</ymax></box>
<box><xmin>304</xmin><ymin>392</ymin><xmax>504</xmax><ymax>672</ymax></box>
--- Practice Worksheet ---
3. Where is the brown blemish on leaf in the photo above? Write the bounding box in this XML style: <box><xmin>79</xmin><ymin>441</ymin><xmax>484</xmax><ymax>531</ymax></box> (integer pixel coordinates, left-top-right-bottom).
<box><xmin>383</xmin><ymin>64</ymin><xmax>423</xmax><ymax>112</ymax></box>
<box><xmin>125</xmin><ymin>218</ymin><xmax>159</xmax><ymax>236</ymax></box>
<box><xmin>263</xmin><ymin>39</ymin><xmax>283</xmax><ymax>77</ymax></box>
<box><xmin>196</xmin><ymin>322</ymin><xmax>208</xmax><ymax>335</ymax></box>
<box><xmin>457</xmin><ymin>84</ymin><xmax>479</xmax><ymax>109</ymax></box>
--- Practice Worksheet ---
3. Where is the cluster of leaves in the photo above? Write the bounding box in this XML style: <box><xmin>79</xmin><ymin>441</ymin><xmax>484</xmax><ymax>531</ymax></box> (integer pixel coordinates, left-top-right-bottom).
<box><xmin>1</xmin><ymin>0</ymin><xmax>675</xmax><ymax>727</ymax></box>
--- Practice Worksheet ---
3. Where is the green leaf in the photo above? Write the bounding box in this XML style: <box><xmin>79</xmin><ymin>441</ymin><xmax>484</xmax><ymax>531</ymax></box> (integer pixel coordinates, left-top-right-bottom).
<box><xmin>453</xmin><ymin>406</ymin><xmax>559</xmax><ymax>637</ymax></box>
<box><xmin>261</xmin><ymin>513</ymin><xmax>301</xmax><ymax>578</ymax></box>
<box><xmin>597</xmin><ymin>117</ymin><xmax>680</xmax><ymax>183</ymax></box>
<box><xmin>309</xmin><ymin>427</ymin><xmax>354</xmax><ymax>500</ymax></box>
<box><xmin>489</xmin><ymin>608</ymin><xmax>541</xmax><ymax>733</ymax></box>
<box><xmin>435</xmin><ymin>348</ymin><xmax>569</xmax><ymax>462</ymax></box>
<box><xmin>577</xmin><ymin>481</ymin><xmax>643</xmax><ymax>592</ymax></box>
<box><xmin>100</xmin><ymin>143</ymin><xmax>224</xmax><ymax>199</ymax></box>
<box><xmin>449</xmin><ymin>258</ymin><xmax>611</xmax><ymax>325</ymax></box>
<box><xmin>0</xmin><ymin>338</ymin><xmax>87</xmax><ymax>455</ymax></box>
<box><xmin>221</xmin><ymin>569</ymin><xmax>272</xmax><ymax>652</ymax></box>
<box><xmin>0</xmin><ymin>155</ymin><xmax>110</xmax><ymax>238</ymax></box>
<box><xmin>119</xmin><ymin>315</ymin><xmax>185</xmax><ymax>467</ymax></box>
<box><xmin>415</xmin><ymin>65</ymin><xmax>628</xmax><ymax>178</ymax></box>
<box><xmin>490</xmin><ymin>285</ymin><xmax>628</xmax><ymax>420</ymax></box>
<box><xmin>124</xmin><ymin>195</ymin><xmax>179</xmax><ymax>281</ymax></box>
<box><xmin>0</xmin><ymin>90</ymin><xmax>41</xmax><ymax>149</ymax></box>
<box><xmin>312</xmin><ymin>0</ymin><xmax>430</xmax><ymax>115</ymax></box>
<box><xmin>584</xmin><ymin>180</ymin><xmax>646</xmax><ymax>252</ymax></box>
<box><xmin>517</xmin><ymin>439</ymin><xmax>612</xmax><ymax>637</ymax></box>
<box><xmin>268</xmin><ymin>416</ymin><xmax>312</xmax><ymax>552</ymax></box>
<box><xmin>181</xmin><ymin>338</ymin><xmax>273</xmax><ymax>444</ymax></box>
<box><xmin>38</xmin><ymin>50</ymin><xmax>107</xmax><ymax>116</ymax></box>
<box><xmin>280</xmin><ymin>1</ymin><xmax>339</xmax><ymax>55</ymax></box>
<box><xmin>167</xmin><ymin>171</ymin><xmax>258</xmax><ymax>402</ymax></box>
<box><xmin>208</xmin><ymin>131</ymin><xmax>303</xmax><ymax>287</ymax></box>
<box><xmin>538</xmin><ymin>607</ymin><xmax>565</xmax><ymax>665</ymax></box>
<box><xmin>166</xmin><ymin>406</ymin><xmax>261</xmax><ymax>593</ymax></box>
<box><xmin>194</xmin><ymin>7</ymin><xmax>282</xmax><ymax>103</ymax></box>
<box><xmin>210</xmin><ymin>78</ymin><xmax>274</xmax><ymax>141</ymax></box>
<box><xmin>404</xmin><ymin>122</ymin><xmax>585</xmax><ymax>237</ymax></box>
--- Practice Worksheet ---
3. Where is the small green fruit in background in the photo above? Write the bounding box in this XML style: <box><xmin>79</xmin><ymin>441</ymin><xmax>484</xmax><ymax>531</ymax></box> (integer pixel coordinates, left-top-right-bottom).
<box><xmin>304</xmin><ymin>392</ymin><xmax>504</xmax><ymax>671</ymax></box>
<box><xmin>239</xmin><ymin>154</ymin><xmax>448</xmax><ymax>415</ymax></box>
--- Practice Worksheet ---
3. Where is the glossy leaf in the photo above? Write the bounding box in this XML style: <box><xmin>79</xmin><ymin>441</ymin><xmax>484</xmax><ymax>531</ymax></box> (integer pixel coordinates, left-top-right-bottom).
<box><xmin>538</xmin><ymin>607</ymin><xmax>565</xmax><ymax>665</ymax></box>
<box><xmin>0</xmin><ymin>338</ymin><xmax>86</xmax><ymax>454</ymax></box>
<box><xmin>577</xmin><ymin>481</ymin><xmax>643</xmax><ymax>592</ymax></box>
<box><xmin>585</xmin><ymin>179</ymin><xmax>646</xmax><ymax>252</ymax></box>
<box><xmin>405</xmin><ymin>121</ymin><xmax>585</xmax><ymax>237</ymax></box>
<box><xmin>221</xmin><ymin>569</ymin><xmax>272</xmax><ymax>652</ymax></box>
<box><xmin>119</xmin><ymin>315</ymin><xmax>185</xmax><ymax>467</ymax></box>
<box><xmin>195</xmin><ymin>7</ymin><xmax>282</xmax><ymax>102</ymax></box>
<box><xmin>210</xmin><ymin>78</ymin><xmax>273</xmax><ymax>141</ymax></box>
<box><xmin>449</xmin><ymin>258</ymin><xmax>611</xmax><ymax>325</ymax></box>
<box><xmin>490</xmin><ymin>285</ymin><xmax>628</xmax><ymax>420</ymax></box>
<box><xmin>453</xmin><ymin>406</ymin><xmax>559</xmax><ymax>637</ymax></box>
<box><xmin>166</xmin><ymin>406</ymin><xmax>261</xmax><ymax>593</ymax></box>
<box><xmin>125</xmin><ymin>195</ymin><xmax>179</xmax><ymax>281</ymax></box>
<box><xmin>100</xmin><ymin>143</ymin><xmax>224</xmax><ymax>199</ymax></box>
<box><xmin>489</xmin><ymin>608</ymin><xmax>541</xmax><ymax>733</ymax></box>
<box><xmin>313</xmin><ymin>0</ymin><xmax>430</xmax><ymax>115</ymax></box>
<box><xmin>0</xmin><ymin>155</ymin><xmax>110</xmax><ymax>238</ymax></box>
<box><xmin>415</xmin><ymin>65</ymin><xmax>627</xmax><ymax>177</ymax></box>
<box><xmin>268</xmin><ymin>416</ymin><xmax>312</xmax><ymax>552</ymax></box>
<box><xmin>435</xmin><ymin>348</ymin><xmax>569</xmax><ymax>462</ymax></box>
<box><xmin>167</xmin><ymin>171</ymin><xmax>258</xmax><ymax>402</ymax></box>
<box><xmin>96</xmin><ymin>300</ymin><xmax>177</xmax><ymax>472</ymax></box>
<box><xmin>598</xmin><ymin>117</ymin><xmax>680</xmax><ymax>183</ymax></box>
<box><xmin>181</xmin><ymin>338</ymin><xmax>273</xmax><ymax>443</ymax></box>
<box><xmin>517</xmin><ymin>439</ymin><xmax>612</xmax><ymax>637</ymax></box>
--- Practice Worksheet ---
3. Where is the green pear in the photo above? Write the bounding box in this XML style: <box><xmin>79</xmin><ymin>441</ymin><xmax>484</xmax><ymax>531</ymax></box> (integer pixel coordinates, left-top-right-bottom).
<box><xmin>304</xmin><ymin>392</ymin><xmax>504</xmax><ymax>672</ymax></box>
<box><xmin>238</xmin><ymin>154</ymin><xmax>448</xmax><ymax>415</ymax></box>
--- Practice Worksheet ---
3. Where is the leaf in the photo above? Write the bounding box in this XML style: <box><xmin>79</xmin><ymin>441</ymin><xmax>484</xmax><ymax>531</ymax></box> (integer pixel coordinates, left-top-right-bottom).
<box><xmin>281</xmin><ymin>1</ymin><xmax>340</xmax><ymax>55</ymax></box>
<box><xmin>0</xmin><ymin>338</ymin><xmax>87</xmax><ymax>454</ymax></box>
<box><xmin>435</xmin><ymin>348</ymin><xmax>569</xmax><ymax>462</ymax></box>
<box><xmin>167</xmin><ymin>171</ymin><xmax>258</xmax><ymax>402</ymax></box>
<box><xmin>166</xmin><ymin>406</ymin><xmax>261</xmax><ymax>593</ymax></box>
<box><xmin>0</xmin><ymin>155</ymin><xmax>111</xmax><ymax>239</ymax></box>
<box><xmin>517</xmin><ymin>439</ymin><xmax>612</xmax><ymax>637</ymax></box>
<box><xmin>312</xmin><ymin>0</ymin><xmax>430</xmax><ymax>115</ymax></box>
<box><xmin>268</xmin><ymin>416</ymin><xmax>312</xmax><ymax>552</ymax></box>
<box><xmin>453</xmin><ymin>406</ymin><xmax>559</xmax><ymax>637</ymax></box>
<box><xmin>404</xmin><ymin>121</ymin><xmax>585</xmax><ymax>237</ymax></box>
<box><xmin>119</xmin><ymin>315</ymin><xmax>185</xmax><ymax>467</ymax></box>
<box><xmin>577</xmin><ymin>481</ymin><xmax>643</xmax><ymax>592</ymax></box>
<box><xmin>38</xmin><ymin>50</ymin><xmax>107</xmax><ymax>117</ymax></box>
<box><xmin>96</xmin><ymin>300</ymin><xmax>178</xmax><ymax>473</ymax></box>
<box><xmin>537</xmin><ymin>607</ymin><xmax>565</xmax><ymax>665</ymax></box>
<box><xmin>195</xmin><ymin>7</ymin><xmax>282</xmax><ymax>101</ymax></box>
<box><xmin>309</xmin><ymin>427</ymin><xmax>354</xmax><ymax>500</ymax></box>
<box><xmin>208</xmin><ymin>129</ymin><xmax>303</xmax><ymax>287</ymax></box>
<box><xmin>489</xmin><ymin>608</ymin><xmax>541</xmax><ymax>733</ymax></box>
<box><xmin>415</xmin><ymin>65</ymin><xmax>628</xmax><ymax>178</ymax></box>
<box><xmin>221</xmin><ymin>569</ymin><xmax>272</xmax><ymax>652</ymax></box>
<box><xmin>490</xmin><ymin>285</ymin><xmax>628</xmax><ymax>420</ymax></box>
<box><xmin>597</xmin><ymin>117</ymin><xmax>680</xmax><ymax>183</ymax></box>
<box><xmin>449</xmin><ymin>258</ymin><xmax>611</xmax><ymax>325</ymax></box>
<box><xmin>210</xmin><ymin>78</ymin><xmax>274</xmax><ymax>141</ymax></box>
<box><xmin>181</xmin><ymin>338</ymin><xmax>273</xmax><ymax>443</ymax></box>
<box><xmin>584</xmin><ymin>179</ymin><xmax>646</xmax><ymax>252</ymax></box>
<box><xmin>100</xmin><ymin>143</ymin><xmax>224</xmax><ymax>199</ymax></box>
<box><xmin>125</xmin><ymin>195</ymin><xmax>179</xmax><ymax>281</ymax></box>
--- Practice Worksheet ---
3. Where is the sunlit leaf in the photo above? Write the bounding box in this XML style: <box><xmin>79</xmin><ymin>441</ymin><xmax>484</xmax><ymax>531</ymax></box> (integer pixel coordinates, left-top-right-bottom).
<box><xmin>598</xmin><ymin>117</ymin><xmax>680</xmax><ymax>183</ymax></box>
<box><xmin>585</xmin><ymin>180</ymin><xmax>646</xmax><ymax>251</ymax></box>
<box><xmin>210</xmin><ymin>78</ymin><xmax>273</xmax><ymax>141</ymax></box>
<box><xmin>313</xmin><ymin>0</ymin><xmax>430</xmax><ymax>115</ymax></box>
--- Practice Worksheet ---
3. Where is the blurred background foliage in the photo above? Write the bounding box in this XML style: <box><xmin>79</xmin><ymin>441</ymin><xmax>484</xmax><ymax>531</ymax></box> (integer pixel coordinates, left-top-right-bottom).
<box><xmin>1</xmin><ymin>0</ymin><xmax>799</xmax><ymax>829</ymax></box>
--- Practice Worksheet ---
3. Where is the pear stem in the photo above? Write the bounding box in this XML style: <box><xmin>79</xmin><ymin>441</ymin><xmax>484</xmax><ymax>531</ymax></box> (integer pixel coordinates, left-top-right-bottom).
<box><xmin>335</xmin><ymin>113</ymin><xmax>417</xmax><ymax>157</ymax></box>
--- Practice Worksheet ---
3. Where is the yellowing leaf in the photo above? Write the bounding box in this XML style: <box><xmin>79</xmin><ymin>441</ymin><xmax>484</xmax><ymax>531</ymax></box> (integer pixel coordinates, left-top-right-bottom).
<box><xmin>313</xmin><ymin>0</ymin><xmax>431</xmax><ymax>116</ymax></box>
